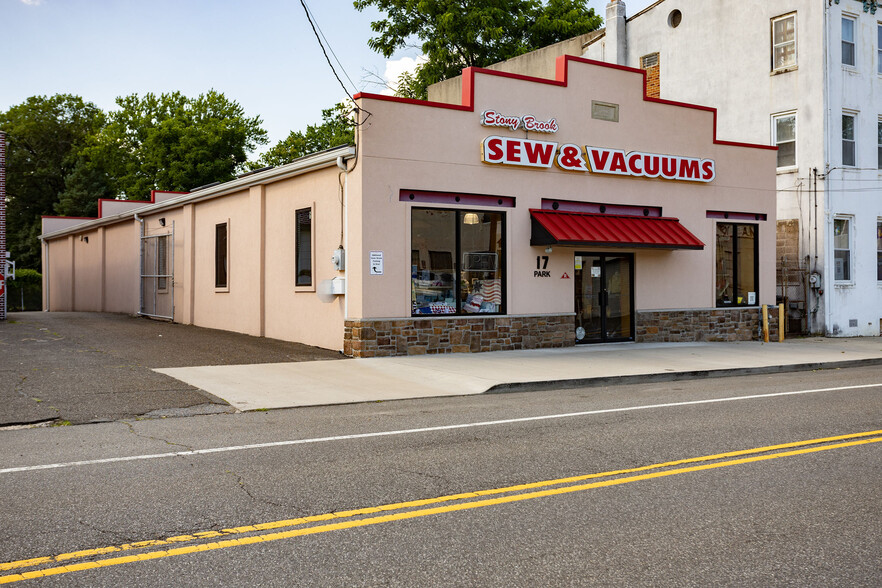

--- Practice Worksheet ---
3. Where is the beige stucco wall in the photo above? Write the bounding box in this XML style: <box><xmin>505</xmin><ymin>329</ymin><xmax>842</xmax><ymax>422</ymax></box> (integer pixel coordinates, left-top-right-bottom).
<box><xmin>263</xmin><ymin>167</ymin><xmax>345</xmax><ymax>350</ymax></box>
<box><xmin>45</xmin><ymin>236</ymin><xmax>73</xmax><ymax>311</ymax></box>
<box><xmin>103</xmin><ymin>221</ymin><xmax>138</xmax><ymax>314</ymax></box>
<box><xmin>353</xmin><ymin>57</ymin><xmax>777</xmax><ymax>319</ymax></box>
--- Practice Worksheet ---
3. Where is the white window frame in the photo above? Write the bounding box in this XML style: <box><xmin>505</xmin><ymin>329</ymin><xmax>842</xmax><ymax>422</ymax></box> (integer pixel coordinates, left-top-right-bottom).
<box><xmin>877</xmin><ymin>23</ymin><xmax>881</xmax><ymax>75</ymax></box>
<box><xmin>295</xmin><ymin>205</ymin><xmax>316</xmax><ymax>292</ymax></box>
<box><xmin>833</xmin><ymin>216</ymin><xmax>853</xmax><ymax>284</ymax></box>
<box><xmin>878</xmin><ymin>117</ymin><xmax>882</xmax><ymax>170</ymax></box>
<box><xmin>771</xmin><ymin>13</ymin><xmax>797</xmax><ymax>72</ymax></box>
<box><xmin>842</xmin><ymin>112</ymin><xmax>857</xmax><ymax>167</ymax></box>
<box><xmin>877</xmin><ymin>218</ymin><xmax>882</xmax><ymax>283</ymax></box>
<box><xmin>772</xmin><ymin>111</ymin><xmax>797</xmax><ymax>170</ymax></box>
<box><xmin>842</xmin><ymin>15</ymin><xmax>857</xmax><ymax>67</ymax></box>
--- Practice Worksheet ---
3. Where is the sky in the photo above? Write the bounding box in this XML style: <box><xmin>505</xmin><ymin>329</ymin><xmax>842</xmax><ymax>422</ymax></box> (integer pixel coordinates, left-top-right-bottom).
<box><xmin>1</xmin><ymin>0</ymin><xmax>656</xmax><ymax>157</ymax></box>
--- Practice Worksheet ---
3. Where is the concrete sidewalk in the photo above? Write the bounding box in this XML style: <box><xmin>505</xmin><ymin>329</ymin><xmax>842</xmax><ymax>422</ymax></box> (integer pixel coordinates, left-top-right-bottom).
<box><xmin>155</xmin><ymin>337</ymin><xmax>882</xmax><ymax>411</ymax></box>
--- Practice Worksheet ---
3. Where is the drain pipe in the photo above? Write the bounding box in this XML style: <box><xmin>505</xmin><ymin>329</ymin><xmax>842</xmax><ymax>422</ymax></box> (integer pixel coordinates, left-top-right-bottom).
<box><xmin>336</xmin><ymin>156</ymin><xmax>349</xmax><ymax>334</ymax></box>
<box><xmin>134</xmin><ymin>213</ymin><xmax>144</xmax><ymax>315</ymax></box>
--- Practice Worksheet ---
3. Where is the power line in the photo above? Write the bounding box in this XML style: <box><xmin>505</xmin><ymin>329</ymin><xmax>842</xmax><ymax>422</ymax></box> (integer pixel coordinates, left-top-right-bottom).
<box><xmin>301</xmin><ymin>1</ymin><xmax>358</xmax><ymax>93</ymax></box>
<box><xmin>299</xmin><ymin>0</ymin><xmax>356</xmax><ymax>102</ymax></box>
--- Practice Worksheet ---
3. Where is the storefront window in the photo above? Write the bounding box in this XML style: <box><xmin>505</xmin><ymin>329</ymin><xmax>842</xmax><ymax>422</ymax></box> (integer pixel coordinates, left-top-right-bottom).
<box><xmin>411</xmin><ymin>208</ymin><xmax>504</xmax><ymax>315</ymax></box>
<box><xmin>716</xmin><ymin>223</ymin><xmax>758</xmax><ymax>307</ymax></box>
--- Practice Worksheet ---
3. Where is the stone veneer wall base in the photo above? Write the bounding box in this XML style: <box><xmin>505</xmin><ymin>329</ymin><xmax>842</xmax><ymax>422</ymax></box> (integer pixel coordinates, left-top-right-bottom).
<box><xmin>344</xmin><ymin>308</ymin><xmax>779</xmax><ymax>357</ymax></box>
<box><xmin>636</xmin><ymin>307</ymin><xmax>780</xmax><ymax>343</ymax></box>
<box><xmin>344</xmin><ymin>314</ymin><xmax>574</xmax><ymax>357</ymax></box>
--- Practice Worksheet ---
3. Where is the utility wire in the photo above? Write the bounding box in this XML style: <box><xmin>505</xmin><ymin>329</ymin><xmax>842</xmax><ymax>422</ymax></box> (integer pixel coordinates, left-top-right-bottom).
<box><xmin>299</xmin><ymin>0</ymin><xmax>356</xmax><ymax>101</ymax></box>
<box><xmin>302</xmin><ymin>1</ymin><xmax>359</xmax><ymax>93</ymax></box>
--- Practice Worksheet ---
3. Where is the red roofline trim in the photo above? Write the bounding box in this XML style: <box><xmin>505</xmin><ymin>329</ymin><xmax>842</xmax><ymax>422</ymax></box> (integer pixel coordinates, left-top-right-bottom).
<box><xmin>353</xmin><ymin>55</ymin><xmax>776</xmax><ymax>152</ymax></box>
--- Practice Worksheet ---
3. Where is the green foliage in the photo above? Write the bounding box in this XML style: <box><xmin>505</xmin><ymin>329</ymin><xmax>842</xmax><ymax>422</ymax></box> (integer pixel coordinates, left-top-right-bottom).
<box><xmin>0</xmin><ymin>94</ymin><xmax>106</xmax><ymax>268</ymax></box>
<box><xmin>7</xmin><ymin>269</ymin><xmax>43</xmax><ymax>311</ymax></box>
<box><xmin>256</xmin><ymin>102</ymin><xmax>354</xmax><ymax>168</ymax></box>
<box><xmin>94</xmin><ymin>90</ymin><xmax>268</xmax><ymax>198</ymax></box>
<box><xmin>354</xmin><ymin>0</ymin><xmax>603</xmax><ymax>99</ymax></box>
<box><xmin>13</xmin><ymin>268</ymin><xmax>42</xmax><ymax>287</ymax></box>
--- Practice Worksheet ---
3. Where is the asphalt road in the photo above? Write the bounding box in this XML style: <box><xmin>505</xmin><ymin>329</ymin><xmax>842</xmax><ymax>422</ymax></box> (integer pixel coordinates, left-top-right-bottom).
<box><xmin>0</xmin><ymin>366</ymin><xmax>879</xmax><ymax>586</ymax></box>
<box><xmin>0</xmin><ymin>312</ymin><xmax>341</xmax><ymax>426</ymax></box>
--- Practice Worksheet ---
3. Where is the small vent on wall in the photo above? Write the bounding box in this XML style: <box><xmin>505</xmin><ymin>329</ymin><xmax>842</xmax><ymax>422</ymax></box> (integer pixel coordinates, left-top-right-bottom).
<box><xmin>849</xmin><ymin>319</ymin><xmax>858</xmax><ymax>328</ymax></box>
<box><xmin>641</xmin><ymin>53</ymin><xmax>659</xmax><ymax>68</ymax></box>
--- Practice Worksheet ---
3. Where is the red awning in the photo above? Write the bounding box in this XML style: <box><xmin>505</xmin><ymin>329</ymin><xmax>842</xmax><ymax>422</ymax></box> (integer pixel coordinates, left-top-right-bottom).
<box><xmin>530</xmin><ymin>209</ymin><xmax>704</xmax><ymax>250</ymax></box>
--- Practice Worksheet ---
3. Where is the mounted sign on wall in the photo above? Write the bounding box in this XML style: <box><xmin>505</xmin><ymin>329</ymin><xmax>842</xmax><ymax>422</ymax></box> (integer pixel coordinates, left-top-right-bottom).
<box><xmin>481</xmin><ymin>136</ymin><xmax>715</xmax><ymax>183</ymax></box>
<box><xmin>481</xmin><ymin>110</ymin><xmax>559</xmax><ymax>133</ymax></box>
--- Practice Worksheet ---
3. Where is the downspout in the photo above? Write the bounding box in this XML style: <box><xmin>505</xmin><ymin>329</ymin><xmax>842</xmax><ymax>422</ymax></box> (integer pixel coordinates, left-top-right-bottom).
<box><xmin>42</xmin><ymin>239</ymin><xmax>49</xmax><ymax>311</ymax></box>
<box><xmin>134</xmin><ymin>213</ymin><xmax>144</xmax><ymax>315</ymax></box>
<box><xmin>819</xmin><ymin>1</ymin><xmax>830</xmax><ymax>336</ymax></box>
<box><xmin>337</xmin><ymin>156</ymin><xmax>349</xmax><ymax>334</ymax></box>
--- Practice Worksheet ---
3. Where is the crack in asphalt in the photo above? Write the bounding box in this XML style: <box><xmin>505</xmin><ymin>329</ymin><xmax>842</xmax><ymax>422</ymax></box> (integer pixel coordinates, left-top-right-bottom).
<box><xmin>225</xmin><ymin>470</ymin><xmax>306</xmax><ymax>512</ymax></box>
<box><xmin>121</xmin><ymin>421</ymin><xmax>195</xmax><ymax>452</ymax></box>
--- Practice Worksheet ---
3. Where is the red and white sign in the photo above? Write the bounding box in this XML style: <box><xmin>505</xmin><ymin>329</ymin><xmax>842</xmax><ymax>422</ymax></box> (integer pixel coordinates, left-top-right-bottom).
<box><xmin>481</xmin><ymin>110</ymin><xmax>559</xmax><ymax>134</ymax></box>
<box><xmin>586</xmin><ymin>147</ymin><xmax>715</xmax><ymax>182</ymax></box>
<box><xmin>483</xmin><ymin>136</ymin><xmax>558</xmax><ymax>168</ymax></box>
<box><xmin>481</xmin><ymin>136</ymin><xmax>715</xmax><ymax>183</ymax></box>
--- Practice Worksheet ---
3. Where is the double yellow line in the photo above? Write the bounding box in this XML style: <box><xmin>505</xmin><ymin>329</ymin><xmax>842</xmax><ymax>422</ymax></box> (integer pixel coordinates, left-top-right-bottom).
<box><xmin>2</xmin><ymin>429</ymin><xmax>880</xmax><ymax>584</ymax></box>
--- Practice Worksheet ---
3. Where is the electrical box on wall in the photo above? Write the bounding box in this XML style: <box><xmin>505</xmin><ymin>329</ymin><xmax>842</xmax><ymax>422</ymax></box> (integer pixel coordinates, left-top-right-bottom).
<box><xmin>332</xmin><ymin>247</ymin><xmax>345</xmax><ymax>271</ymax></box>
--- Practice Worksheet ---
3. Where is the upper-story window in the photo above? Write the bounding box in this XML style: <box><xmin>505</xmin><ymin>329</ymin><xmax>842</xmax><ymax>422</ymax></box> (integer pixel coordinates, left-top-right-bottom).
<box><xmin>772</xmin><ymin>112</ymin><xmax>797</xmax><ymax>169</ymax></box>
<box><xmin>842</xmin><ymin>113</ymin><xmax>857</xmax><ymax>167</ymax></box>
<box><xmin>877</xmin><ymin>24</ymin><xmax>881</xmax><ymax>74</ymax></box>
<box><xmin>878</xmin><ymin>118</ymin><xmax>882</xmax><ymax>169</ymax></box>
<box><xmin>842</xmin><ymin>16</ymin><xmax>856</xmax><ymax>67</ymax></box>
<box><xmin>772</xmin><ymin>14</ymin><xmax>796</xmax><ymax>71</ymax></box>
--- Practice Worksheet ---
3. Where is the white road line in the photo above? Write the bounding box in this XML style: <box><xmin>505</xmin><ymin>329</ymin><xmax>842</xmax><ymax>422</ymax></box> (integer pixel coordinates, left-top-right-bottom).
<box><xmin>2</xmin><ymin>383</ymin><xmax>880</xmax><ymax>475</ymax></box>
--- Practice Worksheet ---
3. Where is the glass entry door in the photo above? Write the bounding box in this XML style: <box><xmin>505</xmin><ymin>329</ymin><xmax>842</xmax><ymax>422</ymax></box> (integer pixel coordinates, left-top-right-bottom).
<box><xmin>574</xmin><ymin>253</ymin><xmax>634</xmax><ymax>343</ymax></box>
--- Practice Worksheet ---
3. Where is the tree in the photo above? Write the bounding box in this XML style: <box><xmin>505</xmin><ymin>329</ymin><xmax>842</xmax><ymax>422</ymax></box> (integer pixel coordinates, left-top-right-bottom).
<box><xmin>255</xmin><ymin>102</ymin><xmax>354</xmax><ymax>168</ymax></box>
<box><xmin>354</xmin><ymin>0</ymin><xmax>603</xmax><ymax>99</ymax></box>
<box><xmin>94</xmin><ymin>90</ymin><xmax>268</xmax><ymax>198</ymax></box>
<box><xmin>0</xmin><ymin>94</ymin><xmax>106</xmax><ymax>269</ymax></box>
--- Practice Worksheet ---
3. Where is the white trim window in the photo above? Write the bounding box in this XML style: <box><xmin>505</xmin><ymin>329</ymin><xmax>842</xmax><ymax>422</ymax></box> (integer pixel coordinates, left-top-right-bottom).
<box><xmin>878</xmin><ymin>23</ymin><xmax>881</xmax><ymax>75</ymax></box>
<box><xmin>772</xmin><ymin>13</ymin><xmax>796</xmax><ymax>71</ymax></box>
<box><xmin>878</xmin><ymin>117</ymin><xmax>882</xmax><ymax>170</ymax></box>
<box><xmin>772</xmin><ymin>112</ymin><xmax>797</xmax><ymax>169</ymax></box>
<box><xmin>842</xmin><ymin>16</ymin><xmax>856</xmax><ymax>67</ymax></box>
<box><xmin>842</xmin><ymin>113</ymin><xmax>857</xmax><ymax>167</ymax></box>
<box><xmin>833</xmin><ymin>217</ymin><xmax>852</xmax><ymax>282</ymax></box>
<box><xmin>877</xmin><ymin>219</ymin><xmax>882</xmax><ymax>282</ymax></box>
<box><xmin>876</xmin><ymin>116</ymin><xmax>882</xmax><ymax>170</ymax></box>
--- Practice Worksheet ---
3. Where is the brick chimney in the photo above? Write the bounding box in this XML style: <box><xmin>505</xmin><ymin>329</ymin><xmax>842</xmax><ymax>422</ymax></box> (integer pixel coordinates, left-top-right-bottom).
<box><xmin>606</xmin><ymin>1</ymin><xmax>627</xmax><ymax>65</ymax></box>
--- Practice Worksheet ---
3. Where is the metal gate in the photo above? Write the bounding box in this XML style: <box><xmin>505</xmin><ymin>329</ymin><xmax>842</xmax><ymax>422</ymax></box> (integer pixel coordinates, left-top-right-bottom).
<box><xmin>777</xmin><ymin>255</ymin><xmax>807</xmax><ymax>336</ymax></box>
<box><xmin>139</xmin><ymin>224</ymin><xmax>174</xmax><ymax>320</ymax></box>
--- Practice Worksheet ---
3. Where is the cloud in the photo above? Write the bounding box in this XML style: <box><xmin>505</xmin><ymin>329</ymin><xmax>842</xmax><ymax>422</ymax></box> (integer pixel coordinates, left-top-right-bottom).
<box><xmin>20</xmin><ymin>0</ymin><xmax>44</xmax><ymax>5</ymax></box>
<box><xmin>381</xmin><ymin>55</ymin><xmax>427</xmax><ymax>95</ymax></box>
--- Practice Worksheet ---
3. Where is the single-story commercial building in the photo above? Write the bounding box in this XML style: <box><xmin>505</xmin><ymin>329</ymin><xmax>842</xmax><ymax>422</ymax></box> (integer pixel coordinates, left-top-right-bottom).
<box><xmin>41</xmin><ymin>56</ymin><xmax>778</xmax><ymax>356</ymax></box>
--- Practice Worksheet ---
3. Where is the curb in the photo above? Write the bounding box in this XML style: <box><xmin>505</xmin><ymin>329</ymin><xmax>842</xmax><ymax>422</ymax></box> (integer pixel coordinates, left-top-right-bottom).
<box><xmin>484</xmin><ymin>358</ymin><xmax>882</xmax><ymax>394</ymax></box>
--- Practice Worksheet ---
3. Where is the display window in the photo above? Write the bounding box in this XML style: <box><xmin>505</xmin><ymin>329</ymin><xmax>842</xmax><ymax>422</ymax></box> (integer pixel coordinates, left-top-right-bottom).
<box><xmin>716</xmin><ymin>223</ymin><xmax>758</xmax><ymax>306</ymax></box>
<box><xmin>411</xmin><ymin>208</ymin><xmax>504</xmax><ymax>315</ymax></box>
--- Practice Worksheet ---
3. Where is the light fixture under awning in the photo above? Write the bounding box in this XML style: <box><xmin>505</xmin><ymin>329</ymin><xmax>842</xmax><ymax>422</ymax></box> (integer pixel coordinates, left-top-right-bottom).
<box><xmin>530</xmin><ymin>209</ymin><xmax>705</xmax><ymax>250</ymax></box>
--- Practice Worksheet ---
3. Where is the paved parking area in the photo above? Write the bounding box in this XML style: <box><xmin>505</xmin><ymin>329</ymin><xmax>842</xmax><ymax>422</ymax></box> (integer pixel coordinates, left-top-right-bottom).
<box><xmin>0</xmin><ymin>312</ymin><xmax>342</xmax><ymax>426</ymax></box>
